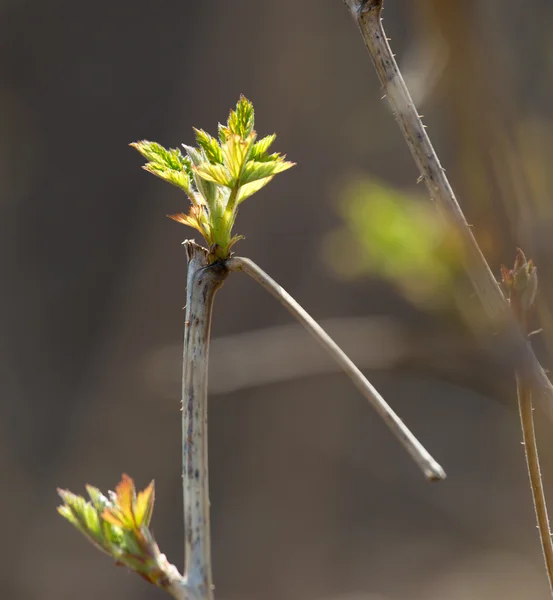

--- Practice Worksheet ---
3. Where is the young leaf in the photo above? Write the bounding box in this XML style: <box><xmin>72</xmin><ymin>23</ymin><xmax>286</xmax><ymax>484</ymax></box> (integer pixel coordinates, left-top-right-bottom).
<box><xmin>227</xmin><ymin>95</ymin><xmax>255</xmax><ymax>138</ymax></box>
<box><xmin>57</xmin><ymin>489</ymin><xmax>109</xmax><ymax>552</ymax></box>
<box><xmin>134</xmin><ymin>481</ymin><xmax>155</xmax><ymax>528</ymax></box>
<box><xmin>131</xmin><ymin>142</ymin><xmax>192</xmax><ymax>193</ymax></box>
<box><xmin>167</xmin><ymin>211</ymin><xmax>204</xmax><ymax>235</ymax></box>
<box><xmin>193</xmin><ymin>128</ymin><xmax>223</xmax><ymax>164</ymax></box>
<box><xmin>86</xmin><ymin>485</ymin><xmax>110</xmax><ymax>513</ymax></box>
<box><xmin>237</xmin><ymin>176</ymin><xmax>275</xmax><ymax>203</ymax></box>
<box><xmin>221</xmin><ymin>134</ymin><xmax>254</xmax><ymax>181</ymax></box>
<box><xmin>182</xmin><ymin>144</ymin><xmax>203</xmax><ymax>167</ymax></box>
<box><xmin>114</xmin><ymin>474</ymin><xmax>136</xmax><ymax>526</ymax></box>
<box><xmin>251</xmin><ymin>134</ymin><xmax>276</xmax><ymax>160</ymax></box>
<box><xmin>240</xmin><ymin>159</ymin><xmax>295</xmax><ymax>185</ymax></box>
<box><xmin>193</xmin><ymin>162</ymin><xmax>233</xmax><ymax>187</ymax></box>
<box><xmin>218</xmin><ymin>122</ymin><xmax>231</xmax><ymax>144</ymax></box>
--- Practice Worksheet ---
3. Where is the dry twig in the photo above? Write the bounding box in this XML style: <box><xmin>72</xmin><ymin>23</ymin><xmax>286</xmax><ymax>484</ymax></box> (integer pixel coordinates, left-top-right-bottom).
<box><xmin>227</xmin><ymin>255</ymin><xmax>446</xmax><ymax>481</ymax></box>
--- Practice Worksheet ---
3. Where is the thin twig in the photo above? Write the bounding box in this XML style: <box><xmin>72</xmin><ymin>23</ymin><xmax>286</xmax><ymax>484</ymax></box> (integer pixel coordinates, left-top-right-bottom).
<box><xmin>182</xmin><ymin>241</ymin><xmax>228</xmax><ymax>600</ymax></box>
<box><xmin>343</xmin><ymin>0</ymin><xmax>553</xmax><ymax>420</ymax></box>
<box><xmin>517</xmin><ymin>373</ymin><xmax>553</xmax><ymax>595</ymax></box>
<box><xmin>226</xmin><ymin>255</ymin><xmax>446</xmax><ymax>481</ymax></box>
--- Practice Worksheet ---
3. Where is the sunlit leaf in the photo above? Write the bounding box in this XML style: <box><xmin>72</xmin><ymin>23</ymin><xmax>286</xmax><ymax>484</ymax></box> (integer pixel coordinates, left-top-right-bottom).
<box><xmin>134</xmin><ymin>481</ymin><xmax>155</xmax><ymax>528</ymax></box>
<box><xmin>182</xmin><ymin>144</ymin><xmax>203</xmax><ymax>167</ymax></box>
<box><xmin>227</xmin><ymin>95</ymin><xmax>255</xmax><ymax>138</ymax></box>
<box><xmin>193</xmin><ymin>128</ymin><xmax>223</xmax><ymax>164</ymax></box>
<box><xmin>57</xmin><ymin>489</ymin><xmax>108</xmax><ymax>552</ymax></box>
<box><xmin>131</xmin><ymin>141</ymin><xmax>192</xmax><ymax>194</ymax></box>
<box><xmin>240</xmin><ymin>159</ymin><xmax>295</xmax><ymax>185</ymax></box>
<box><xmin>237</xmin><ymin>176</ymin><xmax>274</xmax><ymax>203</ymax></box>
<box><xmin>115</xmin><ymin>474</ymin><xmax>135</xmax><ymax>524</ymax></box>
<box><xmin>218</xmin><ymin>122</ymin><xmax>231</xmax><ymax>144</ymax></box>
<box><xmin>221</xmin><ymin>134</ymin><xmax>254</xmax><ymax>181</ymax></box>
<box><xmin>193</xmin><ymin>162</ymin><xmax>233</xmax><ymax>187</ymax></box>
<box><xmin>85</xmin><ymin>486</ymin><xmax>110</xmax><ymax>512</ymax></box>
<box><xmin>193</xmin><ymin>172</ymin><xmax>217</xmax><ymax>206</ymax></box>
<box><xmin>168</xmin><ymin>211</ymin><xmax>200</xmax><ymax>229</ymax></box>
<box><xmin>251</xmin><ymin>134</ymin><xmax>276</xmax><ymax>160</ymax></box>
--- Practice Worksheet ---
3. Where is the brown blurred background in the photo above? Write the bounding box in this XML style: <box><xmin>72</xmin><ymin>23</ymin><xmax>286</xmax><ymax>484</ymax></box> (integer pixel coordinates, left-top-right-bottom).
<box><xmin>3</xmin><ymin>1</ymin><xmax>553</xmax><ymax>598</ymax></box>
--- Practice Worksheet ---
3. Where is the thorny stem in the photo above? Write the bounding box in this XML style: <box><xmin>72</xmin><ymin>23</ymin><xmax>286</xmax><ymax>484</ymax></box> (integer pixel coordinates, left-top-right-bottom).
<box><xmin>517</xmin><ymin>374</ymin><xmax>553</xmax><ymax>596</ymax></box>
<box><xmin>226</xmin><ymin>256</ymin><xmax>446</xmax><ymax>481</ymax></box>
<box><xmin>343</xmin><ymin>0</ymin><xmax>553</xmax><ymax>421</ymax></box>
<box><xmin>182</xmin><ymin>241</ymin><xmax>228</xmax><ymax>600</ymax></box>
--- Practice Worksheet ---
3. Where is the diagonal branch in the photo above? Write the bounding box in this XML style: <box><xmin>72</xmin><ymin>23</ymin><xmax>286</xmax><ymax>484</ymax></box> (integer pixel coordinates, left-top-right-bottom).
<box><xmin>343</xmin><ymin>0</ymin><xmax>553</xmax><ymax>420</ymax></box>
<box><xmin>226</xmin><ymin>255</ymin><xmax>446</xmax><ymax>481</ymax></box>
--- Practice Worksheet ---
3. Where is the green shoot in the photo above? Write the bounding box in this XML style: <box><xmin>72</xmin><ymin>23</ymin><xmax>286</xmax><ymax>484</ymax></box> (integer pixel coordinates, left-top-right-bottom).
<box><xmin>132</xmin><ymin>96</ymin><xmax>294</xmax><ymax>262</ymax></box>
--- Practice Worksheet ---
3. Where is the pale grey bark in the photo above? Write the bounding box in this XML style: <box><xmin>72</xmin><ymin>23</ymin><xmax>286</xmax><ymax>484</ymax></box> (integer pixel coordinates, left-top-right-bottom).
<box><xmin>226</xmin><ymin>255</ymin><xmax>445</xmax><ymax>481</ymax></box>
<box><xmin>181</xmin><ymin>241</ymin><xmax>228</xmax><ymax>600</ymax></box>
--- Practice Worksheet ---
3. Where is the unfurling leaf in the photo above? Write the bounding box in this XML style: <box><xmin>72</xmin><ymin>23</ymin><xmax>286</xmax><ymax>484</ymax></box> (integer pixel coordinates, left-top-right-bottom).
<box><xmin>251</xmin><ymin>134</ymin><xmax>277</xmax><ymax>160</ymax></box>
<box><xmin>134</xmin><ymin>481</ymin><xmax>155</xmax><ymax>528</ymax></box>
<box><xmin>193</xmin><ymin>128</ymin><xmax>223</xmax><ymax>164</ymax></box>
<box><xmin>182</xmin><ymin>144</ymin><xmax>203</xmax><ymax>167</ymax></box>
<box><xmin>193</xmin><ymin>162</ymin><xmax>233</xmax><ymax>187</ymax></box>
<box><xmin>131</xmin><ymin>141</ymin><xmax>192</xmax><ymax>194</ymax></box>
<box><xmin>237</xmin><ymin>176</ymin><xmax>275</xmax><ymax>203</ymax></box>
<box><xmin>57</xmin><ymin>475</ymin><xmax>177</xmax><ymax>591</ymax></box>
<box><xmin>221</xmin><ymin>133</ymin><xmax>255</xmax><ymax>181</ymax></box>
<box><xmin>168</xmin><ymin>208</ymin><xmax>211</xmax><ymax>239</ymax></box>
<box><xmin>240</xmin><ymin>159</ymin><xmax>295</xmax><ymax>185</ymax></box>
<box><xmin>227</xmin><ymin>95</ymin><xmax>255</xmax><ymax>138</ymax></box>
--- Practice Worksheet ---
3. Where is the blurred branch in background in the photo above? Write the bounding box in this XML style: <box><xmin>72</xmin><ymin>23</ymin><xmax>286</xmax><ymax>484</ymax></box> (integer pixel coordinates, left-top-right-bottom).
<box><xmin>147</xmin><ymin>315</ymin><xmax>512</xmax><ymax>404</ymax></box>
<box><xmin>345</xmin><ymin>0</ymin><xmax>553</xmax><ymax>593</ymax></box>
<box><xmin>413</xmin><ymin>0</ymin><xmax>553</xmax><ymax>369</ymax></box>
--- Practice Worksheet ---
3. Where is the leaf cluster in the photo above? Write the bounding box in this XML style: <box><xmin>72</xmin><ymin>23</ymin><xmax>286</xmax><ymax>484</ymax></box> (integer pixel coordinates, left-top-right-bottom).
<box><xmin>132</xmin><ymin>96</ymin><xmax>294</xmax><ymax>261</ymax></box>
<box><xmin>57</xmin><ymin>475</ymin><xmax>172</xmax><ymax>588</ymax></box>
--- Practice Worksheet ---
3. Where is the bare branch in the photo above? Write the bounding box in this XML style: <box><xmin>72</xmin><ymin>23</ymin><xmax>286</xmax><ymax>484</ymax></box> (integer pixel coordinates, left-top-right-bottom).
<box><xmin>226</xmin><ymin>255</ymin><xmax>446</xmax><ymax>482</ymax></box>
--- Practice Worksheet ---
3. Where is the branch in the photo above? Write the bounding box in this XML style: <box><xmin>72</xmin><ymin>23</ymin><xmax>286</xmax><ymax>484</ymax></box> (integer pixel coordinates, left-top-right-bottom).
<box><xmin>517</xmin><ymin>374</ymin><xmax>553</xmax><ymax>595</ymax></box>
<box><xmin>182</xmin><ymin>241</ymin><xmax>229</xmax><ymax>600</ymax></box>
<box><xmin>226</xmin><ymin>256</ymin><xmax>445</xmax><ymax>481</ymax></box>
<box><xmin>343</xmin><ymin>0</ymin><xmax>553</xmax><ymax>420</ymax></box>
